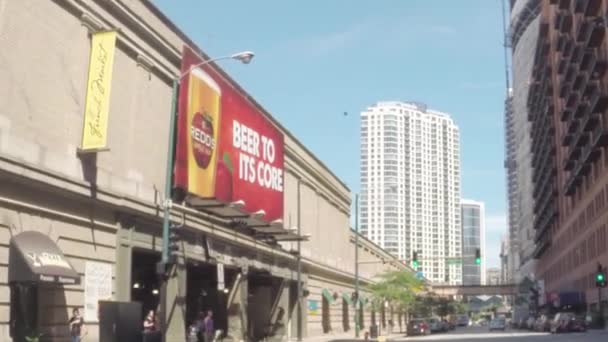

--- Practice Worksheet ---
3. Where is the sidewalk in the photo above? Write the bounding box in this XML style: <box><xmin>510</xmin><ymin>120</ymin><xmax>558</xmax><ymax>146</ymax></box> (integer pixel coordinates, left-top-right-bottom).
<box><xmin>295</xmin><ymin>330</ymin><xmax>407</xmax><ymax>342</ymax></box>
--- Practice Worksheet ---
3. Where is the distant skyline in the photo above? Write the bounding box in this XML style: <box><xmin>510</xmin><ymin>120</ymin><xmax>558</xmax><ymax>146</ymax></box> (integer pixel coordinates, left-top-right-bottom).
<box><xmin>153</xmin><ymin>0</ymin><xmax>509</xmax><ymax>267</ymax></box>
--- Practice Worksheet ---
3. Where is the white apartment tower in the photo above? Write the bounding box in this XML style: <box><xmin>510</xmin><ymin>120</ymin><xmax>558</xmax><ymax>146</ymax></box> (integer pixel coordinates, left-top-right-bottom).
<box><xmin>360</xmin><ymin>101</ymin><xmax>462</xmax><ymax>284</ymax></box>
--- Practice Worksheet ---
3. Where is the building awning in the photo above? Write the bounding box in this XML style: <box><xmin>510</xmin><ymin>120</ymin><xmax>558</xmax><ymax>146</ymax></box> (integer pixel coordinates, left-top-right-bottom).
<box><xmin>322</xmin><ymin>288</ymin><xmax>334</xmax><ymax>303</ymax></box>
<box><xmin>342</xmin><ymin>292</ymin><xmax>353</xmax><ymax>306</ymax></box>
<box><xmin>9</xmin><ymin>231</ymin><xmax>80</xmax><ymax>285</ymax></box>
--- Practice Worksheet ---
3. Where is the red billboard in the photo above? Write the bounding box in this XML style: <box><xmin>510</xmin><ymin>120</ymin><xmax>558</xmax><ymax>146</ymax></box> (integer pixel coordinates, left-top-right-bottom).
<box><xmin>174</xmin><ymin>46</ymin><xmax>284</xmax><ymax>222</ymax></box>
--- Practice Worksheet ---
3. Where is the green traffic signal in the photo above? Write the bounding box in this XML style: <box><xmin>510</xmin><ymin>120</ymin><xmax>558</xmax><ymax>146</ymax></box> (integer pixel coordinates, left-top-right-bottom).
<box><xmin>598</xmin><ymin>273</ymin><xmax>605</xmax><ymax>282</ymax></box>
<box><xmin>475</xmin><ymin>258</ymin><xmax>481</xmax><ymax>265</ymax></box>
<box><xmin>412</xmin><ymin>261</ymin><xmax>419</xmax><ymax>268</ymax></box>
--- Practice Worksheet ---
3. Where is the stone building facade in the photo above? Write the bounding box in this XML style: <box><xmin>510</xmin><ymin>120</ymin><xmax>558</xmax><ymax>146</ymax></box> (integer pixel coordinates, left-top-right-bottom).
<box><xmin>0</xmin><ymin>0</ymin><xmax>408</xmax><ymax>340</ymax></box>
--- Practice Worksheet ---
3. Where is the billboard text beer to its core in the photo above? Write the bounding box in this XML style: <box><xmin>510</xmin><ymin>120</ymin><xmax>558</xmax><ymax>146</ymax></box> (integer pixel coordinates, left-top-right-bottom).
<box><xmin>174</xmin><ymin>46</ymin><xmax>284</xmax><ymax>222</ymax></box>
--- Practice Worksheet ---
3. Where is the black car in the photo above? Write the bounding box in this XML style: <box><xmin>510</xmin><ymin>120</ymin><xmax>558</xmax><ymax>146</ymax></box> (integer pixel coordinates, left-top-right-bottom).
<box><xmin>407</xmin><ymin>319</ymin><xmax>430</xmax><ymax>336</ymax></box>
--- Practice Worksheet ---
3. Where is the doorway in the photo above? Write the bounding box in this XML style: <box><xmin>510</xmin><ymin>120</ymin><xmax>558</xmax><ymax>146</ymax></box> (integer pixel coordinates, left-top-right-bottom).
<box><xmin>322</xmin><ymin>296</ymin><xmax>331</xmax><ymax>333</ymax></box>
<box><xmin>186</xmin><ymin>262</ymin><xmax>237</xmax><ymax>335</ymax></box>
<box><xmin>130</xmin><ymin>250</ymin><xmax>161</xmax><ymax>318</ymax></box>
<box><xmin>9</xmin><ymin>283</ymin><xmax>38</xmax><ymax>341</ymax></box>
<box><xmin>342</xmin><ymin>298</ymin><xmax>349</xmax><ymax>332</ymax></box>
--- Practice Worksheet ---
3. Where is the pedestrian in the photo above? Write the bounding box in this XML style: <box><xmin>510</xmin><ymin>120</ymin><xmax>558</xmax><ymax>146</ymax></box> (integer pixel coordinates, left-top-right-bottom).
<box><xmin>68</xmin><ymin>308</ymin><xmax>87</xmax><ymax>342</ymax></box>
<box><xmin>143</xmin><ymin>310</ymin><xmax>158</xmax><ymax>342</ymax></box>
<box><xmin>196</xmin><ymin>311</ymin><xmax>206</xmax><ymax>342</ymax></box>
<box><xmin>203</xmin><ymin>310</ymin><xmax>214</xmax><ymax>342</ymax></box>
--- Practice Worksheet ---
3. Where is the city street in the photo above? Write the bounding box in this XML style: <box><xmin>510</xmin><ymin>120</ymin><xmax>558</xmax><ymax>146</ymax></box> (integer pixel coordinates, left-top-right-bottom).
<box><xmin>331</xmin><ymin>326</ymin><xmax>608</xmax><ymax>342</ymax></box>
<box><xmin>392</xmin><ymin>326</ymin><xmax>608</xmax><ymax>341</ymax></box>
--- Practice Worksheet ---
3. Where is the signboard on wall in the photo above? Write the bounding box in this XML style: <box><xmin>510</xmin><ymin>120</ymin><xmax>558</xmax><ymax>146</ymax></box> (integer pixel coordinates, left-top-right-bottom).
<box><xmin>84</xmin><ymin>261</ymin><xmax>113</xmax><ymax>322</ymax></box>
<box><xmin>308</xmin><ymin>300</ymin><xmax>319</xmax><ymax>315</ymax></box>
<box><xmin>80</xmin><ymin>30</ymin><xmax>117</xmax><ymax>152</ymax></box>
<box><xmin>174</xmin><ymin>46</ymin><xmax>284</xmax><ymax>222</ymax></box>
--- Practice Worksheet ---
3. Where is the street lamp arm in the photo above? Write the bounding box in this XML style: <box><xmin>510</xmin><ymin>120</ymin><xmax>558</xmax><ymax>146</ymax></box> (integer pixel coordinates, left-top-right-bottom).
<box><xmin>177</xmin><ymin>56</ymin><xmax>231</xmax><ymax>80</ymax></box>
<box><xmin>177</xmin><ymin>51</ymin><xmax>255</xmax><ymax>81</ymax></box>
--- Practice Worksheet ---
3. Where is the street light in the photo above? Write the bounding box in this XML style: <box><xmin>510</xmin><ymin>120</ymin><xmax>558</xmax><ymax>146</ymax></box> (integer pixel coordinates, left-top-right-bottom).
<box><xmin>159</xmin><ymin>49</ymin><xmax>254</xmax><ymax>339</ymax></box>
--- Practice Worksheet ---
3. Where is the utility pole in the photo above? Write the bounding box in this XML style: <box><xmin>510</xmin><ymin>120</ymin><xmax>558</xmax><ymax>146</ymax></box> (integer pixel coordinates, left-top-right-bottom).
<box><xmin>354</xmin><ymin>193</ymin><xmax>360</xmax><ymax>338</ymax></box>
<box><xmin>297</xmin><ymin>179</ymin><xmax>302</xmax><ymax>341</ymax></box>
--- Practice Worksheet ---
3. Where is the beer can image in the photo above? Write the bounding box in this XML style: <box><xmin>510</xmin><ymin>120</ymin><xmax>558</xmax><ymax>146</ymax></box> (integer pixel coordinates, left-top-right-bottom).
<box><xmin>186</xmin><ymin>68</ymin><xmax>221</xmax><ymax>198</ymax></box>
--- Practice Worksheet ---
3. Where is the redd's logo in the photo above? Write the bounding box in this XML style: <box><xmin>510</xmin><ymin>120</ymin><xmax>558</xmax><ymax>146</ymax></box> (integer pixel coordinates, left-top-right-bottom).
<box><xmin>191</xmin><ymin>112</ymin><xmax>215</xmax><ymax>168</ymax></box>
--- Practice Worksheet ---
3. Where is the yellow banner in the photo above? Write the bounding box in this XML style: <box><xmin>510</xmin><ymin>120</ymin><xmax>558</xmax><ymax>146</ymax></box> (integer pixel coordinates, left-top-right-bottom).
<box><xmin>80</xmin><ymin>30</ymin><xmax>117</xmax><ymax>151</ymax></box>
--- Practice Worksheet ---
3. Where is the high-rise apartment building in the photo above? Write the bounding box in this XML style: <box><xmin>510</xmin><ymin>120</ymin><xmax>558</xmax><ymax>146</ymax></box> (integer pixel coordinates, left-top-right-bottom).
<box><xmin>461</xmin><ymin>199</ymin><xmax>486</xmax><ymax>285</ymax></box>
<box><xmin>360</xmin><ymin>101</ymin><xmax>462</xmax><ymax>284</ymax></box>
<box><xmin>507</xmin><ymin>0</ymin><xmax>541</xmax><ymax>285</ymax></box>
<box><xmin>525</xmin><ymin>0</ymin><xmax>608</xmax><ymax>311</ymax></box>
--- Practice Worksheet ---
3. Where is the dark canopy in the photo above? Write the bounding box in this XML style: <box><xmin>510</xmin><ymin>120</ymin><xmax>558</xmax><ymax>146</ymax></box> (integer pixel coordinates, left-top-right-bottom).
<box><xmin>8</xmin><ymin>231</ymin><xmax>80</xmax><ymax>285</ymax></box>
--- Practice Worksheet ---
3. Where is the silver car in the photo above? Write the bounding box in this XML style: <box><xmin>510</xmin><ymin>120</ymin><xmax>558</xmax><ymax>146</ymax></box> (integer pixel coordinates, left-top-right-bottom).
<box><xmin>489</xmin><ymin>317</ymin><xmax>506</xmax><ymax>331</ymax></box>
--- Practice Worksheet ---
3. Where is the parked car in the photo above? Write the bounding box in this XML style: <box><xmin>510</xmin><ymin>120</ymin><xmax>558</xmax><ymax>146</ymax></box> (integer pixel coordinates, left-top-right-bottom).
<box><xmin>427</xmin><ymin>317</ymin><xmax>443</xmax><ymax>333</ymax></box>
<box><xmin>440</xmin><ymin>319</ymin><xmax>450</xmax><ymax>332</ymax></box>
<box><xmin>534</xmin><ymin>315</ymin><xmax>552</xmax><ymax>332</ymax></box>
<box><xmin>552</xmin><ymin>312</ymin><xmax>587</xmax><ymax>333</ymax></box>
<box><xmin>456</xmin><ymin>314</ymin><xmax>469</xmax><ymax>327</ymax></box>
<box><xmin>407</xmin><ymin>319</ymin><xmax>430</xmax><ymax>336</ymax></box>
<box><xmin>526</xmin><ymin>316</ymin><xmax>536</xmax><ymax>330</ymax></box>
<box><xmin>489</xmin><ymin>317</ymin><xmax>507</xmax><ymax>331</ymax></box>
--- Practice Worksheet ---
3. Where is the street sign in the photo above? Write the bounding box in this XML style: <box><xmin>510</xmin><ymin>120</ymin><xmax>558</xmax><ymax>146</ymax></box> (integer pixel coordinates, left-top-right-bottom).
<box><xmin>217</xmin><ymin>263</ymin><xmax>225</xmax><ymax>290</ymax></box>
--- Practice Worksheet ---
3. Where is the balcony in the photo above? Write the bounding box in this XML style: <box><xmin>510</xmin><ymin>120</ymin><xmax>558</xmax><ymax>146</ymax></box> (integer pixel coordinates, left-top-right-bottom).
<box><xmin>571</xmin><ymin>44</ymin><xmax>586</xmax><ymax>65</ymax></box>
<box><xmin>560</xmin><ymin>80</ymin><xmax>572</xmax><ymax>97</ymax></box>
<box><xmin>559</xmin><ymin>12</ymin><xmax>573</xmax><ymax>33</ymax></box>
<box><xmin>533</xmin><ymin>229</ymin><xmax>551</xmax><ymax>259</ymax></box>
<box><xmin>582</xmin><ymin>112</ymin><xmax>599</xmax><ymax>131</ymax></box>
<box><xmin>564</xmin><ymin>157</ymin><xmax>576</xmax><ymax>170</ymax></box>
<box><xmin>591</xmin><ymin>115</ymin><xmax>608</xmax><ymax>148</ymax></box>
<box><xmin>585</xmin><ymin>18</ymin><xmax>605</xmax><ymax>48</ymax></box>
<box><xmin>568</xmin><ymin>118</ymin><xmax>580</xmax><ymax>134</ymax></box>
<box><xmin>573</xmin><ymin>100</ymin><xmax>588</xmax><ymax>118</ymax></box>
<box><xmin>565</xmin><ymin>92</ymin><xmax>579</xmax><ymax>111</ymax></box>
<box><xmin>589</xmin><ymin>84</ymin><xmax>608</xmax><ymax>113</ymax></box>
<box><xmin>567</xmin><ymin>143</ymin><xmax>582</xmax><ymax>163</ymax></box>
<box><xmin>565</xmin><ymin>169</ymin><xmax>582</xmax><ymax>195</ymax></box>
<box><xmin>561</xmin><ymin>108</ymin><xmax>573</xmax><ymax>121</ymax></box>
<box><xmin>577</xmin><ymin>18</ymin><xmax>592</xmax><ymax>42</ymax></box>
<box><xmin>582</xmin><ymin>137</ymin><xmax>601</xmax><ymax>165</ymax></box>
<box><xmin>583</xmin><ymin>0</ymin><xmax>602</xmax><ymax>17</ymax></box>
<box><xmin>563</xmin><ymin>38</ymin><xmax>574</xmax><ymax>59</ymax></box>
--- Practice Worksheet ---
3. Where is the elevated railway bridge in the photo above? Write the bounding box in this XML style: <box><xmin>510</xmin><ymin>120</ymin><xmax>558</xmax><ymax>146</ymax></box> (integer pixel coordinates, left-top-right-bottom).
<box><xmin>431</xmin><ymin>284</ymin><xmax>517</xmax><ymax>297</ymax></box>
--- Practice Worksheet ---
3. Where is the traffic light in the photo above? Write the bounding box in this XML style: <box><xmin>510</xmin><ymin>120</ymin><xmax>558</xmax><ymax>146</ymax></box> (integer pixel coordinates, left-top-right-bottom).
<box><xmin>596</xmin><ymin>263</ymin><xmax>607</xmax><ymax>288</ymax></box>
<box><xmin>412</xmin><ymin>251</ymin><xmax>419</xmax><ymax>268</ymax></box>
<box><xmin>168</xmin><ymin>223</ymin><xmax>183</xmax><ymax>264</ymax></box>
<box><xmin>475</xmin><ymin>248</ymin><xmax>481</xmax><ymax>265</ymax></box>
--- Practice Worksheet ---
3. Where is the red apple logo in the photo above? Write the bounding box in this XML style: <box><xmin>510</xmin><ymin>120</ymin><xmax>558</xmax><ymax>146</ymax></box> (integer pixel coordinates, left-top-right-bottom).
<box><xmin>191</xmin><ymin>112</ymin><xmax>215</xmax><ymax>168</ymax></box>
<box><xmin>215</xmin><ymin>152</ymin><xmax>234</xmax><ymax>202</ymax></box>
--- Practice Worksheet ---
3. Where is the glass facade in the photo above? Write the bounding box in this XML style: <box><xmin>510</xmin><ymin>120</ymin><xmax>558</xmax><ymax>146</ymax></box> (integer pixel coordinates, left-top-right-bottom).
<box><xmin>461</xmin><ymin>200</ymin><xmax>485</xmax><ymax>285</ymax></box>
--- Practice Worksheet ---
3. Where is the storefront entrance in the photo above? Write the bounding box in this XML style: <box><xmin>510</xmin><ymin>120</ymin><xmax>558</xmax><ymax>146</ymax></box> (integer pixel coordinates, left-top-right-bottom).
<box><xmin>130</xmin><ymin>250</ymin><xmax>161</xmax><ymax>318</ymax></box>
<box><xmin>247</xmin><ymin>271</ymin><xmax>289</xmax><ymax>341</ymax></box>
<box><xmin>8</xmin><ymin>231</ymin><xmax>80</xmax><ymax>341</ymax></box>
<box><xmin>186</xmin><ymin>262</ymin><xmax>238</xmax><ymax>336</ymax></box>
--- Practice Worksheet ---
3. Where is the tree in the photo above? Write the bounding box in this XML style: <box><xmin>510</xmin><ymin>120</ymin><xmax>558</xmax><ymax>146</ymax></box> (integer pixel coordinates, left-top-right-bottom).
<box><xmin>367</xmin><ymin>270</ymin><xmax>425</xmax><ymax>318</ymax></box>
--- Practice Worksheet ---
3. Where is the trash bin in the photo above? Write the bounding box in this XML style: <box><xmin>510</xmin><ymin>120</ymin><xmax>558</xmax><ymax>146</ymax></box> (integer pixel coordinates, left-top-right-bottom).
<box><xmin>369</xmin><ymin>325</ymin><xmax>378</xmax><ymax>338</ymax></box>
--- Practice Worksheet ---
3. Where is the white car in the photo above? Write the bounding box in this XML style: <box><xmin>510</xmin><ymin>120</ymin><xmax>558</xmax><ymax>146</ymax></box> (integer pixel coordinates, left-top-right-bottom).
<box><xmin>489</xmin><ymin>318</ymin><xmax>506</xmax><ymax>331</ymax></box>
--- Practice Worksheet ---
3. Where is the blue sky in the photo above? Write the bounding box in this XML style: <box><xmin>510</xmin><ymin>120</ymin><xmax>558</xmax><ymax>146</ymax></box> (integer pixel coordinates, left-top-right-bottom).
<box><xmin>154</xmin><ymin>0</ymin><xmax>508</xmax><ymax>267</ymax></box>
